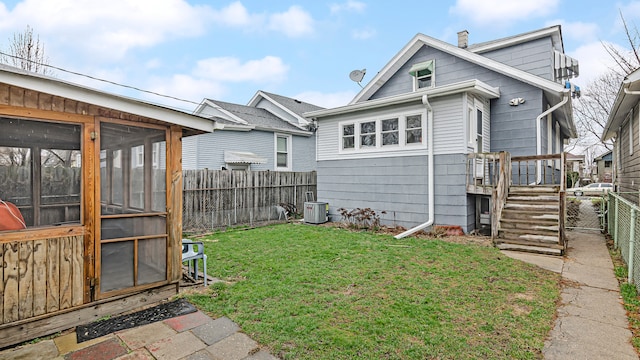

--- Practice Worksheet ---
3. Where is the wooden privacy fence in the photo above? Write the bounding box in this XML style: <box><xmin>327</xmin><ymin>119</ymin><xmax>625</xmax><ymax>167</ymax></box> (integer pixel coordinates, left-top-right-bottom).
<box><xmin>183</xmin><ymin>170</ymin><xmax>317</xmax><ymax>232</ymax></box>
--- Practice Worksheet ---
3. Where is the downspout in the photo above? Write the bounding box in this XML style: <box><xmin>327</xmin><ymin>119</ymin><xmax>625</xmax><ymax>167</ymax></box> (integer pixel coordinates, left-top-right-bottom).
<box><xmin>624</xmin><ymin>88</ymin><xmax>640</xmax><ymax>95</ymax></box>
<box><xmin>395</xmin><ymin>94</ymin><xmax>435</xmax><ymax>239</ymax></box>
<box><xmin>536</xmin><ymin>94</ymin><xmax>569</xmax><ymax>183</ymax></box>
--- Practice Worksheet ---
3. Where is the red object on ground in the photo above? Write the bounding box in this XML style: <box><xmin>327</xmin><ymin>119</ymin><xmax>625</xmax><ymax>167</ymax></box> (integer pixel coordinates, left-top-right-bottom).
<box><xmin>434</xmin><ymin>225</ymin><xmax>464</xmax><ymax>236</ymax></box>
<box><xmin>0</xmin><ymin>200</ymin><xmax>26</xmax><ymax>231</ymax></box>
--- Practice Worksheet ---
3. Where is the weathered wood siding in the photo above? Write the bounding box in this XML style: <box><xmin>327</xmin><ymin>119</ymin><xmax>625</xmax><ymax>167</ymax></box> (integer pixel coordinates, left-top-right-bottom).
<box><xmin>0</xmin><ymin>232</ymin><xmax>83</xmax><ymax>325</ymax></box>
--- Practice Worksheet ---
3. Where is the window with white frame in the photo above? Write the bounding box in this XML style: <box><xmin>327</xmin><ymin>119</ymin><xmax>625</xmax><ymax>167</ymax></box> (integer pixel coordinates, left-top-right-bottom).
<box><xmin>408</xmin><ymin>60</ymin><xmax>434</xmax><ymax>90</ymax></box>
<box><xmin>340</xmin><ymin>113</ymin><xmax>425</xmax><ymax>152</ymax></box>
<box><xmin>381</xmin><ymin>118</ymin><xmax>399</xmax><ymax>145</ymax></box>
<box><xmin>406</xmin><ymin>115</ymin><xmax>423</xmax><ymax>144</ymax></box>
<box><xmin>275</xmin><ymin>134</ymin><xmax>292</xmax><ymax>170</ymax></box>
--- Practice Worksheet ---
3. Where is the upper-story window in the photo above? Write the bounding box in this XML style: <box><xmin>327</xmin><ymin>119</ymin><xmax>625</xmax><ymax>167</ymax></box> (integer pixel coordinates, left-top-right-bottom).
<box><xmin>409</xmin><ymin>60</ymin><xmax>434</xmax><ymax>90</ymax></box>
<box><xmin>340</xmin><ymin>113</ymin><xmax>425</xmax><ymax>153</ymax></box>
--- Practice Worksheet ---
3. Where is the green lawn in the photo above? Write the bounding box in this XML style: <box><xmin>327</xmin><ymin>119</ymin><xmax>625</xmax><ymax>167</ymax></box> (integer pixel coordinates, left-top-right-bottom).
<box><xmin>184</xmin><ymin>223</ymin><xmax>560</xmax><ymax>360</ymax></box>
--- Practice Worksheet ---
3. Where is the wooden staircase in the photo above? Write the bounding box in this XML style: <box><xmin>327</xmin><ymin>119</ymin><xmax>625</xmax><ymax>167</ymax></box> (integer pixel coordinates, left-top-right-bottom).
<box><xmin>494</xmin><ymin>185</ymin><xmax>565</xmax><ymax>256</ymax></box>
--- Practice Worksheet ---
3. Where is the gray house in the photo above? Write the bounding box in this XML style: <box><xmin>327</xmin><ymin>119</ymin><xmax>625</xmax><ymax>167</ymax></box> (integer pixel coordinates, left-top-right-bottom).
<box><xmin>183</xmin><ymin>90</ymin><xmax>323</xmax><ymax>172</ymax></box>
<box><xmin>602</xmin><ymin>68</ymin><xmax>640</xmax><ymax>201</ymax></box>
<box><xmin>306</xmin><ymin>25</ymin><xmax>579</xmax><ymax>240</ymax></box>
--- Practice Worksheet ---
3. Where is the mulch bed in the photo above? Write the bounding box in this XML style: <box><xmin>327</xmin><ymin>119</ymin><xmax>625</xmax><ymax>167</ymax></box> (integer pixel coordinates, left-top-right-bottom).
<box><xmin>76</xmin><ymin>298</ymin><xmax>197</xmax><ymax>343</ymax></box>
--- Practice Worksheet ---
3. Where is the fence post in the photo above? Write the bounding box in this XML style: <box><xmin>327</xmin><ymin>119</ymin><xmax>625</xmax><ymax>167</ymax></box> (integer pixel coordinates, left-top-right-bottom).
<box><xmin>234</xmin><ymin>187</ymin><xmax>237</xmax><ymax>224</ymax></box>
<box><xmin>614</xmin><ymin>197</ymin><xmax>619</xmax><ymax>249</ymax></box>
<box><xmin>629</xmin><ymin>208</ymin><xmax>637</xmax><ymax>284</ymax></box>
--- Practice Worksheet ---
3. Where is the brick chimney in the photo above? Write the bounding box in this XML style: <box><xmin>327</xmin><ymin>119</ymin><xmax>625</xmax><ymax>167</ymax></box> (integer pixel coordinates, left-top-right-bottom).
<box><xmin>457</xmin><ymin>30</ymin><xmax>469</xmax><ymax>49</ymax></box>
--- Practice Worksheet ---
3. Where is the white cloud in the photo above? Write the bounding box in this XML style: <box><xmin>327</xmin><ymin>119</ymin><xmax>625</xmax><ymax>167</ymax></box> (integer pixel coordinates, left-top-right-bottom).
<box><xmin>450</xmin><ymin>0</ymin><xmax>559</xmax><ymax>25</ymax></box>
<box><xmin>330</xmin><ymin>1</ymin><xmax>367</xmax><ymax>14</ymax></box>
<box><xmin>145</xmin><ymin>74</ymin><xmax>226</xmax><ymax>110</ymax></box>
<box><xmin>268</xmin><ymin>6</ymin><xmax>314</xmax><ymax>38</ymax></box>
<box><xmin>0</xmin><ymin>0</ymin><xmax>211</xmax><ymax>59</ymax></box>
<box><xmin>569</xmin><ymin>41</ymin><xmax>619</xmax><ymax>87</ymax></box>
<box><xmin>545</xmin><ymin>19</ymin><xmax>600</xmax><ymax>43</ymax></box>
<box><xmin>211</xmin><ymin>1</ymin><xmax>261</xmax><ymax>27</ymax></box>
<box><xmin>194</xmin><ymin>56</ymin><xmax>289</xmax><ymax>83</ymax></box>
<box><xmin>352</xmin><ymin>28</ymin><xmax>376</xmax><ymax>40</ymax></box>
<box><xmin>294</xmin><ymin>90</ymin><xmax>356</xmax><ymax>108</ymax></box>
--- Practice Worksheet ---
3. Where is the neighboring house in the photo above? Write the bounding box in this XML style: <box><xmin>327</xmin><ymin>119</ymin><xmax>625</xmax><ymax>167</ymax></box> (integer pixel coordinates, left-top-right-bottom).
<box><xmin>306</xmin><ymin>25</ymin><xmax>578</xmax><ymax>234</ymax></box>
<box><xmin>566</xmin><ymin>152</ymin><xmax>585</xmax><ymax>188</ymax></box>
<box><xmin>602</xmin><ymin>68</ymin><xmax>640</xmax><ymax>200</ymax></box>
<box><xmin>183</xmin><ymin>90</ymin><xmax>323</xmax><ymax>172</ymax></box>
<box><xmin>592</xmin><ymin>150</ymin><xmax>613</xmax><ymax>183</ymax></box>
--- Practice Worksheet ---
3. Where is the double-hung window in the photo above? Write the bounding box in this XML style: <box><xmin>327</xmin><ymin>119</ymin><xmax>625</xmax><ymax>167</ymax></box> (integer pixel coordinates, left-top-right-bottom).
<box><xmin>340</xmin><ymin>113</ymin><xmax>425</xmax><ymax>152</ymax></box>
<box><xmin>409</xmin><ymin>60</ymin><xmax>434</xmax><ymax>90</ymax></box>
<box><xmin>275</xmin><ymin>134</ymin><xmax>292</xmax><ymax>171</ymax></box>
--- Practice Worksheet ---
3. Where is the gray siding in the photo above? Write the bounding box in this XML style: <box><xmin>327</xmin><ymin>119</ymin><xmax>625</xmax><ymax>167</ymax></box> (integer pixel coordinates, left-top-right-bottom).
<box><xmin>317</xmin><ymin>153</ymin><xmax>473</xmax><ymax>232</ymax></box>
<box><xmin>317</xmin><ymin>156</ymin><xmax>428</xmax><ymax>229</ymax></box>
<box><xmin>182</xmin><ymin>130</ymin><xmax>315</xmax><ymax>172</ymax></box>
<box><xmin>618</xmin><ymin>102</ymin><xmax>640</xmax><ymax>199</ymax></box>
<box><xmin>477</xmin><ymin>37</ymin><xmax>554</xmax><ymax>80</ymax></box>
<box><xmin>254</xmin><ymin>98</ymin><xmax>302</xmax><ymax>126</ymax></box>
<box><xmin>369</xmin><ymin>44</ymin><xmax>545</xmax><ymax>156</ymax></box>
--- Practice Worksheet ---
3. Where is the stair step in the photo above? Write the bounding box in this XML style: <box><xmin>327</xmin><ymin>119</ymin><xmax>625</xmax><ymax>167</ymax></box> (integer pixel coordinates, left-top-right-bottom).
<box><xmin>496</xmin><ymin>243</ymin><xmax>563</xmax><ymax>256</ymax></box>
<box><xmin>500</xmin><ymin>221</ymin><xmax>559</xmax><ymax>232</ymax></box>
<box><xmin>498</xmin><ymin>230</ymin><xmax>559</xmax><ymax>243</ymax></box>
<box><xmin>509</xmin><ymin>186</ymin><xmax>560</xmax><ymax>194</ymax></box>
<box><xmin>504</xmin><ymin>203</ymin><xmax>559</xmax><ymax>211</ymax></box>
<box><xmin>501</xmin><ymin>212</ymin><xmax>559</xmax><ymax>221</ymax></box>
<box><xmin>507</xmin><ymin>195</ymin><xmax>559</xmax><ymax>202</ymax></box>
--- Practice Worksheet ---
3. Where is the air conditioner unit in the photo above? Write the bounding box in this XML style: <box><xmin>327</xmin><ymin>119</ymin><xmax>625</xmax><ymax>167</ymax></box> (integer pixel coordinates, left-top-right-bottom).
<box><xmin>304</xmin><ymin>202</ymin><xmax>328</xmax><ymax>224</ymax></box>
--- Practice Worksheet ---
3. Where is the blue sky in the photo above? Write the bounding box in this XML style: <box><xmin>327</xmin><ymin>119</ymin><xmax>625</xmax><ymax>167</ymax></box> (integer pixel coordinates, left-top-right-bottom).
<box><xmin>0</xmin><ymin>0</ymin><xmax>636</xmax><ymax>112</ymax></box>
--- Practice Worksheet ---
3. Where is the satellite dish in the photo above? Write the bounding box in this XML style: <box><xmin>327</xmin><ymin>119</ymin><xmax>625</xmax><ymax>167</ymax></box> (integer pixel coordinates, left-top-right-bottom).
<box><xmin>349</xmin><ymin>68</ymin><xmax>366</xmax><ymax>87</ymax></box>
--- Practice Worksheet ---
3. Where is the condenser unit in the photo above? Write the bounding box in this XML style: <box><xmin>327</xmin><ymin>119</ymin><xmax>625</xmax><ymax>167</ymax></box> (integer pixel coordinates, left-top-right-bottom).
<box><xmin>304</xmin><ymin>202</ymin><xmax>328</xmax><ymax>224</ymax></box>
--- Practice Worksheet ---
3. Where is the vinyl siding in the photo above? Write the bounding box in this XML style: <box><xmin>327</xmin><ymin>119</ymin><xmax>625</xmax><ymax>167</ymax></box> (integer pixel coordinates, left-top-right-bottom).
<box><xmin>181</xmin><ymin>130</ymin><xmax>315</xmax><ymax>171</ymax></box>
<box><xmin>618</xmin><ymin>102</ymin><xmax>640</xmax><ymax>200</ymax></box>
<box><xmin>477</xmin><ymin>37</ymin><xmax>554</xmax><ymax>81</ymax></box>
<box><xmin>316</xmin><ymin>102</ymin><xmax>429</xmax><ymax>161</ymax></box>
<box><xmin>433</xmin><ymin>94</ymin><xmax>465</xmax><ymax>154</ymax></box>
<box><xmin>317</xmin><ymin>153</ymin><xmax>473</xmax><ymax>232</ymax></box>
<box><xmin>254</xmin><ymin>98</ymin><xmax>302</xmax><ymax>126</ymax></box>
<box><xmin>369</xmin><ymin>43</ymin><xmax>545</xmax><ymax>156</ymax></box>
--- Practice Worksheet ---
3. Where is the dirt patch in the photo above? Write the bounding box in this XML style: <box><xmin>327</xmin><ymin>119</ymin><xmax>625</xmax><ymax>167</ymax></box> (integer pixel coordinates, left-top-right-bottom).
<box><xmin>314</xmin><ymin>221</ymin><xmax>493</xmax><ymax>247</ymax></box>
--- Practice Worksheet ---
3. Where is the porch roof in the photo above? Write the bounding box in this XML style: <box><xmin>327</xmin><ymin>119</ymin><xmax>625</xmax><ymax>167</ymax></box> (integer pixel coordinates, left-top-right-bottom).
<box><xmin>0</xmin><ymin>64</ymin><xmax>215</xmax><ymax>134</ymax></box>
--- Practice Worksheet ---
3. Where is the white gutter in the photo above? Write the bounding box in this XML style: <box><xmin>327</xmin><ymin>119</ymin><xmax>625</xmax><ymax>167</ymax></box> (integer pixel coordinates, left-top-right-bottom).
<box><xmin>536</xmin><ymin>94</ymin><xmax>569</xmax><ymax>183</ymax></box>
<box><xmin>395</xmin><ymin>94</ymin><xmax>435</xmax><ymax>239</ymax></box>
<box><xmin>624</xmin><ymin>88</ymin><xmax>640</xmax><ymax>95</ymax></box>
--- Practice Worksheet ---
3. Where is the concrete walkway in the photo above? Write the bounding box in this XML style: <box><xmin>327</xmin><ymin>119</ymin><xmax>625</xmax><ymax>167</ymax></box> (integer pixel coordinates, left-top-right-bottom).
<box><xmin>504</xmin><ymin>230</ymin><xmax>639</xmax><ymax>359</ymax></box>
<box><xmin>0</xmin><ymin>310</ymin><xmax>279</xmax><ymax>360</ymax></box>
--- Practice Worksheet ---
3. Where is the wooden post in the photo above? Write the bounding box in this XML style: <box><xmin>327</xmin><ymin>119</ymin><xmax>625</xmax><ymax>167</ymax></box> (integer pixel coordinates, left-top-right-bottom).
<box><xmin>167</xmin><ymin>126</ymin><xmax>183</xmax><ymax>283</ymax></box>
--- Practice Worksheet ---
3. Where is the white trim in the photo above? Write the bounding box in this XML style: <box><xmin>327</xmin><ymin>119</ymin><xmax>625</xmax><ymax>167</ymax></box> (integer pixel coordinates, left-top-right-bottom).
<box><xmin>199</xmin><ymin>99</ymin><xmax>248</xmax><ymax>124</ymax></box>
<box><xmin>274</xmin><ymin>133</ymin><xmax>292</xmax><ymax>171</ymax></box>
<box><xmin>349</xmin><ymin>32</ymin><xmax>567</xmax><ymax>105</ymax></box>
<box><xmin>248</xmin><ymin>91</ymin><xmax>310</xmax><ymax>126</ymax></box>
<box><xmin>337</xmin><ymin>110</ymin><xmax>427</xmax><ymax>155</ymax></box>
<box><xmin>0</xmin><ymin>64</ymin><xmax>215</xmax><ymax>133</ymax></box>
<box><xmin>306</xmin><ymin>79</ymin><xmax>499</xmax><ymax>119</ymax></box>
<box><xmin>410</xmin><ymin>59</ymin><xmax>435</xmax><ymax>91</ymax></box>
<box><xmin>469</xmin><ymin>26</ymin><xmax>563</xmax><ymax>54</ymax></box>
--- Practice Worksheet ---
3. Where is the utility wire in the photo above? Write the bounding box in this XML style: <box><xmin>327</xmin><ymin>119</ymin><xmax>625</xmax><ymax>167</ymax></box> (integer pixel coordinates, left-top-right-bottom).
<box><xmin>0</xmin><ymin>50</ymin><xmax>313</xmax><ymax>129</ymax></box>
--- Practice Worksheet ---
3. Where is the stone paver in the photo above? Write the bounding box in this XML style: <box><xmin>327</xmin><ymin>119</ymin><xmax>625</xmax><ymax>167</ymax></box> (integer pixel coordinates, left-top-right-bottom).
<box><xmin>0</xmin><ymin>339</ymin><xmax>59</xmax><ymax>360</ymax></box>
<box><xmin>146</xmin><ymin>330</ymin><xmax>207</xmax><ymax>360</ymax></box>
<box><xmin>191</xmin><ymin>316</ymin><xmax>240</xmax><ymax>345</ymax></box>
<box><xmin>205</xmin><ymin>332</ymin><xmax>259</xmax><ymax>360</ymax></box>
<box><xmin>164</xmin><ymin>311</ymin><xmax>212</xmax><ymax>332</ymax></box>
<box><xmin>113</xmin><ymin>348</ymin><xmax>156</xmax><ymax>360</ymax></box>
<box><xmin>54</xmin><ymin>332</ymin><xmax>114</xmax><ymax>355</ymax></box>
<box><xmin>65</xmin><ymin>337</ymin><xmax>128</xmax><ymax>360</ymax></box>
<box><xmin>117</xmin><ymin>321</ymin><xmax>177</xmax><ymax>350</ymax></box>
<box><xmin>184</xmin><ymin>349</ymin><xmax>217</xmax><ymax>360</ymax></box>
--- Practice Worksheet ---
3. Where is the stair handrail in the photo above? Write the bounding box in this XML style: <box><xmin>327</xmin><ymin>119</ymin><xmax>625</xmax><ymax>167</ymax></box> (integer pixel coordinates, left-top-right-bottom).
<box><xmin>492</xmin><ymin>151</ymin><xmax>511</xmax><ymax>240</ymax></box>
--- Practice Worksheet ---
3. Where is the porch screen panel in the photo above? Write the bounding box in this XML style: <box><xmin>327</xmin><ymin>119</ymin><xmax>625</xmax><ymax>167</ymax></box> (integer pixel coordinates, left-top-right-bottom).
<box><xmin>99</xmin><ymin>122</ymin><xmax>168</xmax><ymax>294</ymax></box>
<box><xmin>0</xmin><ymin>117</ymin><xmax>81</xmax><ymax>228</ymax></box>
